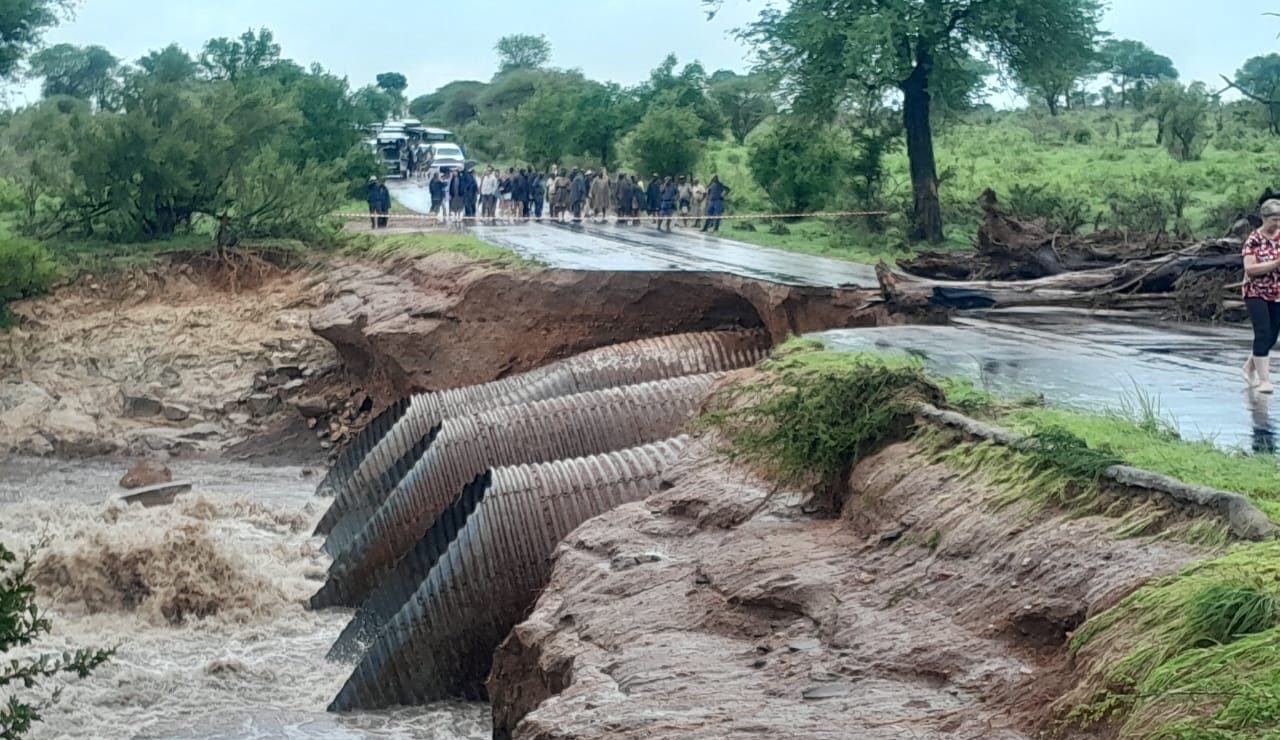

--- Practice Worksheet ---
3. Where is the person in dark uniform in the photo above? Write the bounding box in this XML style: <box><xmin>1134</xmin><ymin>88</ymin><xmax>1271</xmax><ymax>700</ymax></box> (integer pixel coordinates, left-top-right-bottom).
<box><xmin>658</xmin><ymin>177</ymin><xmax>678</xmax><ymax>232</ymax></box>
<box><xmin>615</xmin><ymin>174</ymin><xmax>633</xmax><ymax>225</ymax></box>
<box><xmin>461</xmin><ymin>165</ymin><xmax>479</xmax><ymax>219</ymax></box>
<box><xmin>428</xmin><ymin>173</ymin><xmax>446</xmax><ymax>219</ymax></box>
<box><xmin>530</xmin><ymin>171</ymin><xmax>546</xmax><ymax>221</ymax></box>
<box><xmin>702</xmin><ymin>175</ymin><xmax>731</xmax><ymax>233</ymax></box>
<box><xmin>646</xmin><ymin>173</ymin><xmax>661</xmax><ymax>224</ymax></box>
<box><xmin>366</xmin><ymin>176</ymin><xmax>380</xmax><ymax>229</ymax></box>
<box><xmin>376</xmin><ymin>177</ymin><xmax>391</xmax><ymax>228</ymax></box>
<box><xmin>569</xmin><ymin>169</ymin><xmax>587</xmax><ymax>222</ymax></box>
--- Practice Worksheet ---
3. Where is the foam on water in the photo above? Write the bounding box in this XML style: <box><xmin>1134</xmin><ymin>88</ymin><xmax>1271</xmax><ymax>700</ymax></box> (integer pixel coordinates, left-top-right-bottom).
<box><xmin>0</xmin><ymin>456</ymin><xmax>489</xmax><ymax>740</ymax></box>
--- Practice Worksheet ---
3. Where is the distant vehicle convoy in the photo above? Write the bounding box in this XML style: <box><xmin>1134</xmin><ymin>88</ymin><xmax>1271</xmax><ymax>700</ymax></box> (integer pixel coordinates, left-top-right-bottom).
<box><xmin>366</xmin><ymin>119</ymin><xmax>466</xmax><ymax>179</ymax></box>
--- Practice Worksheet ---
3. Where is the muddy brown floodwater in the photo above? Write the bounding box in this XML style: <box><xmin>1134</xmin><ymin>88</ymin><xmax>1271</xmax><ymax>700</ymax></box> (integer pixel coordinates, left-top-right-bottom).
<box><xmin>0</xmin><ymin>457</ymin><xmax>489</xmax><ymax>740</ymax></box>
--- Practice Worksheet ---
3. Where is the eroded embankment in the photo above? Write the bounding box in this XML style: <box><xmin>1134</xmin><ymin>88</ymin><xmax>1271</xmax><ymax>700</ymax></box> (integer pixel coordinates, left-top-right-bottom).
<box><xmin>485</xmin><ymin>353</ymin><xmax>1276</xmax><ymax>740</ymax></box>
<box><xmin>486</xmin><ymin>436</ymin><xmax>1207</xmax><ymax>739</ymax></box>
<box><xmin>310</xmin><ymin>252</ymin><xmax>895</xmax><ymax>401</ymax></box>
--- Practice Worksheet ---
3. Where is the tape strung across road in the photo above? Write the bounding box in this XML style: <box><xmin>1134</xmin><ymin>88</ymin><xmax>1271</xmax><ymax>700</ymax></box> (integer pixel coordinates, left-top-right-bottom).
<box><xmin>333</xmin><ymin>209</ymin><xmax>891</xmax><ymax>224</ymax></box>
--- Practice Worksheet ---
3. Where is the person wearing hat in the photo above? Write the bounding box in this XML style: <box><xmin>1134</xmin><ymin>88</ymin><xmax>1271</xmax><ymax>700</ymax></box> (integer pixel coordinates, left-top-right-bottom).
<box><xmin>1243</xmin><ymin>197</ymin><xmax>1280</xmax><ymax>392</ymax></box>
<box><xmin>366</xmin><ymin>176</ymin><xmax>381</xmax><ymax>229</ymax></box>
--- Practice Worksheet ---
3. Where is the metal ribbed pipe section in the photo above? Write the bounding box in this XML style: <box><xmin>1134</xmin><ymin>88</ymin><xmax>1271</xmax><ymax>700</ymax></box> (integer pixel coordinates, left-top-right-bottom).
<box><xmin>313</xmin><ymin>329</ymin><xmax>769</xmax><ymax>536</ymax></box>
<box><xmin>328</xmin><ymin>436</ymin><xmax>688</xmax><ymax>712</ymax></box>
<box><xmin>310</xmin><ymin>374</ymin><xmax>718</xmax><ymax>610</ymax></box>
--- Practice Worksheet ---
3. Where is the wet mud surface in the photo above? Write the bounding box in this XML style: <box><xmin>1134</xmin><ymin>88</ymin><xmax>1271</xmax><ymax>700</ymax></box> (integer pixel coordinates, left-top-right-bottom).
<box><xmin>389</xmin><ymin>182</ymin><xmax>876</xmax><ymax>288</ymax></box>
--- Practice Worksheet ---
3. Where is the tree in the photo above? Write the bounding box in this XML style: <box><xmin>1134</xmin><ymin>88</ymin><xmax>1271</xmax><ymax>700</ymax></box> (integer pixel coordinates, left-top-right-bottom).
<box><xmin>1145</xmin><ymin>81</ymin><xmax>1213</xmax><ymax>161</ymax></box>
<box><xmin>409</xmin><ymin>80</ymin><xmax>486</xmax><ymax>126</ymax></box>
<box><xmin>1232</xmin><ymin>54</ymin><xmax>1280</xmax><ymax>135</ymax></box>
<box><xmin>709</xmin><ymin>71</ymin><xmax>776</xmax><ymax>143</ymax></box>
<box><xmin>136</xmin><ymin>44</ymin><xmax>198</xmax><ymax>84</ymax></box>
<box><xmin>636</xmin><ymin>54</ymin><xmax>725</xmax><ymax>139</ymax></box>
<box><xmin>749</xmin><ymin>121</ymin><xmax>849</xmax><ymax>212</ymax></box>
<box><xmin>628</xmin><ymin>103</ymin><xmax>703</xmax><ymax>177</ymax></box>
<box><xmin>26</xmin><ymin>43</ymin><xmax>121</xmax><ymax>110</ymax></box>
<box><xmin>199</xmin><ymin>28</ymin><xmax>282</xmax><ymax>81</ymax></box>
<box><xmin>1098</xmin><ymin>39</ymin><xmax>1177</xmax><ymax>108</ymax></box>
<box><xmin>351</xmin><ymin>84</ymin><xmax>398</xmax><ymax>122</ymax></box>
<box><xmin>729</xmin><ymin>0</ymin><xmax>1102</xmax><ymax>243</ymax></box>
<box><xmin>1</xmin><ymin>542</ymin><xmax>112</xmax><ymax>738</ymax></box>
<box><xmin>0</xmin><ymin>0</ymin><xmax>70</xmax><ymax>80</ymax></box>
<box><xmin>571</xmin><ymin>81</ymin><xmax>636</xmax><ymax>166</ymax></box>
<box><xmin>1016</xmin><ymin>42</ymin><xmax>1099</xmax><ymax>115</ymax></box>
<box><xmin>495</xmin><ymin>34</ymin><xmax>550</xmax><ymax>73</ymax></box>
<box><xmin>375</xmin><ymin>71</ymin><xmax>407</xmax><ymax>95</ymax></box>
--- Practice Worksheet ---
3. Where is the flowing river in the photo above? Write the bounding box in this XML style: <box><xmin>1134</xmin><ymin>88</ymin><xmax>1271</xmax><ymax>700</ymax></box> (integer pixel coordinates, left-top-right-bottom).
<box><xmin>0</xmin><ymin>456</ymin><xmax>489</xmax><ymax>740</ymax></box>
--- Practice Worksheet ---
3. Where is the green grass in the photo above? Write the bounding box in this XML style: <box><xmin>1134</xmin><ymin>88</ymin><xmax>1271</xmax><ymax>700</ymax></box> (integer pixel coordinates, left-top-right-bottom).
<box><xmin>1063</xmin><ymin>541</ymin><xmax>1280</xmax><ymax>739</ymax></box>
<box><xmin>338</xmin><ymin>231</ymin><xmax>539</xmax><ymax>268</ymax></box>
<box><xmin>339</xmin><ymin>198</ymin><xmax>413</xmax><ymax>216</ymax></box>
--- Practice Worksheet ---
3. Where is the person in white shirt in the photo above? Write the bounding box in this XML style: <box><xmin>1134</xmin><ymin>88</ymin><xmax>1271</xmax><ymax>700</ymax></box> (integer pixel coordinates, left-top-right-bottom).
<box><xmin>480</xmin><ymin>167</ymin><xmax>500</xmax><ymax>221</ymax></box>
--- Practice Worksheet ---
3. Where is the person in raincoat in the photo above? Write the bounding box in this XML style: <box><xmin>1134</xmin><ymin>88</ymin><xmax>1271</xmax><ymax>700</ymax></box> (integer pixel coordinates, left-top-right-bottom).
<box><xmin>702</xmin><ymin>175</ymin><xmax>731</xmax><ymax>233</ymax></box>
<box><xmin>569</xmin><ymin>169</ymin><xmax>587</xmax><ymax>222</ymax></box>
<box><xmin>366</xmin><ymin>176</ymin><xmax>381</xmax><ymax>229</ymax></box>
<box><xmin>615</xmin><ymin>174</ymin><xmax>634</xmax><ymax>225</ymax></box>
<box><xmin>589</xmin><ymin>167</ymin><xmax>612</xmax><ymax>221</ymax></box>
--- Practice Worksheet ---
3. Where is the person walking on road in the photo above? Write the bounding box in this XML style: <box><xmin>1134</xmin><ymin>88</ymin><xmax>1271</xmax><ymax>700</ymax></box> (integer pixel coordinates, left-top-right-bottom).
<box><xmin>589</xmin><ymin>168</ymin><xmax>612</xmax><ymax>222</ymax></box>
<box><xmin>570</xmin><ymin>169</ymin><xmax>587</xmax><ymax>222</ymax></box>
<box><xmin>657</xmin><ymin>177</ymin><xmax>678</xmax><ymax>232</ymax></box>
<box><xmin>702</xmin><ymin>175</ymin><xmax>730</xmax><ymax>233</ymax></box>
<box><xmin>428</xmin><ymin>172</ymin><xmax>446</xmax><ymax>221</ymax></box>
<box><xmin>480</xmin><ymin>167</ymin><xmax>499</xmax><ymax>221</ymax></box>
<box><xmin>646</xmin><ymin>174</ymin><xmax>661</xmax><ymax>225</ymax></box>
<box><xmin>677</xmin><ymin>176</ymin><xmax>692</xmax><ymax>227</ymax></box>
<box><xmin>615</xmin><ymin>174</ymin><xmax>634</xmax><ymax>225</ymax></box>
<box><xmin>530</xmin><ymin>171</ymin><xmax>546</xmax><ymax>221</ymax></box>
<box><xmin>366</xmin><ymin>176</ymin><xmax>381</xmax><ymax>229</ymax></box>
<box><xmin>376</xmin><ymin>177</ymin><xmax>391</xmax><ymax>228</ymax></box>
<box><xmin>552</xmin><ymin>170</ymin><xmax>571</xmax><ymax>221</ymax></box>
<box><xmin>1242</xmin><ymin>198</ymin><xmax>1280</xmax><ymax>392</ymax></box>
<box><xmin>691</xmin><ymin>178</ymin><xmax>707</xmax><ymax>229</ymax></box>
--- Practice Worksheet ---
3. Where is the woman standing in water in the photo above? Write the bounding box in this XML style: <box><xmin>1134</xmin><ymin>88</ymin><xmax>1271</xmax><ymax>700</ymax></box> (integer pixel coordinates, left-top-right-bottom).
<box><xmin>1242</xmin><ymin>199</ymin><xmax>1280</xmax><ymax>393</ymax></box>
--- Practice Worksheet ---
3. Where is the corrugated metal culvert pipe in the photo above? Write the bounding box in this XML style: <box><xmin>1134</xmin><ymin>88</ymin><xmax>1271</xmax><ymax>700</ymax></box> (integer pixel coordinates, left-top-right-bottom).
<box><xmin>309</xmin><ymin>373</ymin><xmax>719</xmax><ymax>610</ymax></box>
<box><xmin>327</xmin><ymin>436</ymin><xmax>689</xmax><ymax>712</ymax></box>
<box><xmin>313</xmin><ymin>329</ymin><xmax>769</xmax><ymax>537</ymax></box>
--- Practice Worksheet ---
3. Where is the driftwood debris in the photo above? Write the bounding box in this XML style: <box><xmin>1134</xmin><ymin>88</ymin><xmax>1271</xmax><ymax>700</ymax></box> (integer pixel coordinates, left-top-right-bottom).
<box><xmin>883</xmin><ymin>189</ymin><xmax>1245</xmax><ymax>317</ymax></box>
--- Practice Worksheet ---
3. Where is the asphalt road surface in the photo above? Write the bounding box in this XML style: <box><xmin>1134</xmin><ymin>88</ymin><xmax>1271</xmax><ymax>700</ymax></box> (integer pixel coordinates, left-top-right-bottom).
<box><xmin>388</xmin><ymin>181</ymin><xmax>876</xmax><ymax>287</ymax></box>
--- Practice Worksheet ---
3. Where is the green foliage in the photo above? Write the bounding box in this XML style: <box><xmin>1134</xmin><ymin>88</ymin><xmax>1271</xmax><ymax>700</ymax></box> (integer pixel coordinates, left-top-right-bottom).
<box><xmin>135</xmin><ymin>44</ymin><xmax>197</xmax><ymax>84</ymax></box>
<box><xmin>748</xmin><ymin>121</ymin><xmax>849</xmax><ymax>212</ymax></box>
<box><xmin>708</xmin><ymin>72</ymin><xmax>775</xmax><ymax>144</ymax></box>
<box><xmin>26</xmin><ymin>43</ymin><xmax>121</xmax><ymax>110</ymax></box>
<box><xmin>198</xmin><ymin>27</ymin><xmax>281</xmax><ymax>81</ymax></box>
<box><xmin>375</xmin><ymin>71</ymin><xmax>407</xmax><ymax>94</ymax></box>
<box><xmin>0</xmin><ymin>0</ymin><xmax>70</xmax><ymax>80</ymax></box>
<box><xmin>1099</xmin><ymin>39</ymin><xmax>1180</xmax><ymax>108</ymax></box>
<box><xmin>703</xmin><ymin>349</ymin><xmax>942</xmax><ymax>487</ymax></box>
<box><xmin>494</xmin><ymin>34</ymin><xmax>550</xmax><ymax>74</ymax></box>
<box><xmin>1234</xmin><ymin>54</ymin><xmax>1280</xmax><ymax>135</ymax></box>
<box><xmin>0</xmin><ymin>237</ymin><xmax>59</xmax><ymax>319</ymax></box>
<box><xmin>1146</xmin><ymin>82</ymin><xmax>1214</xmax><ymax>161</ymax></box>
<box><xmin>628</xmin><ymin>104</ymin><xmax>704</xmax><ymax>178</ymax></box>
<box><xmin>1065</xmin><ymin>543</ymin><xmax>1280</xmax><ymax>738</ymax></box>
<box><xmin>1024</xmin><ymin>426</ymin><xmax>1122</xmax><ymax>480</ymax></box>
<box><xmin>1</xmin><ymin>542</ymin><xmax>113</xmax><ymax>739</ymax></box>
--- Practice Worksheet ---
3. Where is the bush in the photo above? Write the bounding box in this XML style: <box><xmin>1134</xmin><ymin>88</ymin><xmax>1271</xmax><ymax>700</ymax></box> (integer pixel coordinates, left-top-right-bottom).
<box><xmin>1006</xmin><ymin>183</ymin><xmax>1091</xmax><ymax>233</ymax></box>
<box><xmin>0</xmin><ymin>238</ymin><xmax>60</xmax><ymax>320</ymax></box>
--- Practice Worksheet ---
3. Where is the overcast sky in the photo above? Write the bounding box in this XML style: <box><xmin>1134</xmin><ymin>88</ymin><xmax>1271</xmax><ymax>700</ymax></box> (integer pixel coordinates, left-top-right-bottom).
<box><xmin>6</xmin><ymin>0</ymin><xmax>1280</xmax><ymax>105</ymax></box>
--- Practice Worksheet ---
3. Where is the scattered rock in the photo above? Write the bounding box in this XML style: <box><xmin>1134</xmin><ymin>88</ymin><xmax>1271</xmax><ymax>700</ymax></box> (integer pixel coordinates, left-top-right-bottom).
<box><xmin>159</xmin><ymin>367</ymin><xmax>182</xmax><ymax>388</ymax></box>
<box><xmin>245</xmin><ymin>393</ymin><xmax>280</xmax><ymax>417</ymax></box>
<box><xmin>123</xmin><ymin>395</ymin><xmax>164</xmax><ymax>418</ymax></box>
<box><xmin>20</xmin><ymin>433</ymin><xmax>54</xmax><ymax>457</ymax></box>
<box><xmin>119</xmin><ymin>460</ymin><xmax>173</xmax><ymax>489</ymax></box>
<box><xmin>162</xmin><ymin>404</ymin><xmax>191</xmax><ymax>422</ymax></box>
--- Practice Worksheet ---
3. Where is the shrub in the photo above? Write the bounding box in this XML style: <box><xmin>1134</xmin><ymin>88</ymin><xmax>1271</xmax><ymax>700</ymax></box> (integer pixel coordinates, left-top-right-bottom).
<box><xmin>1006</xmin><ymin>183</ymin><xmax>1091</xmax><ymax>233</ymax></box>
<box><xmin>0</xmin><ymin>238</ymin><xmax>60</xmax><ymax>321</ymax></box>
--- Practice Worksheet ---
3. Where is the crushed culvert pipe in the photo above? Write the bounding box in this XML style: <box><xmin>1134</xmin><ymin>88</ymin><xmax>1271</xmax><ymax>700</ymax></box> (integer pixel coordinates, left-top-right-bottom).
<box><xmin>327</xmin><ymin>436</ymin><xmax>688</xmax><ymax>711</ymax></box>
<box><xmin>310</xmin><ymin>373</ymin><xmax>720</xmax><ymax>610</ymax></box>
<box><xmin>313</xmin><ymin>329</ymin><xmax>770</xmax><ymax>535</ymax></box>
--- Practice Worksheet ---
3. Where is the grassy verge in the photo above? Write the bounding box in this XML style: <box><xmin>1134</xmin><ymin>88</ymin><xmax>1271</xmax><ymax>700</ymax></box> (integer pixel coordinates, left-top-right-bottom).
<box><xmin>339</xmin><ymin>198</ymin><xmax>413</xmax><ymax>216</ymax></box>
<box><xmin>718</xmin><ymin>343</ymin><xmax>1280</xmax><ymax>739</ymax></box>
<box><xmin>338</xmin><ymin>232</ymin><xmax>539</xmax><ymax>269</ymax></box>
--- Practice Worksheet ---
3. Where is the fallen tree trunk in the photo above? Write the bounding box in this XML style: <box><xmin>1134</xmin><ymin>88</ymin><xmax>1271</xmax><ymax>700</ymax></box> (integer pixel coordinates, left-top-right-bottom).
<box><xmin>879</xmin><ymin>251</ymin><xmax>1242</xmax><ymax>311</ymax></box>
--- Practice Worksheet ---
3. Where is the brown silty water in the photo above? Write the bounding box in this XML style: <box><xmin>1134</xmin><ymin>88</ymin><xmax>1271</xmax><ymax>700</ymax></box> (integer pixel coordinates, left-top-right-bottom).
<box><xmin>0</xmin><ymin>456</ymin><xmax>488</xmax><ymax>739</ymax></box>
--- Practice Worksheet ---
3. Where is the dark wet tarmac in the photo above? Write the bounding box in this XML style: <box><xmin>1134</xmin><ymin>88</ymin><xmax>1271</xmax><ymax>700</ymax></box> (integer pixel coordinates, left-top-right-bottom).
<box><xmin>817</xmin><ymin>308</ymin><xmax>1278</xmax><ymax>453</ymax></box>
<box><xmin>388</xmin><ymin>182</ymin><xmax>876</xmax><ymax>287</ymax></box>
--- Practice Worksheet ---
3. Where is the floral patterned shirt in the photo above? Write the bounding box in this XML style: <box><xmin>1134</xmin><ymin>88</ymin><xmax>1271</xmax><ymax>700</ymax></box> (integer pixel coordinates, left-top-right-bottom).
<box><xmin>1243</xmin><ymin>230</ymin><xmax>1280</xmax><ymax>302</ymax></box>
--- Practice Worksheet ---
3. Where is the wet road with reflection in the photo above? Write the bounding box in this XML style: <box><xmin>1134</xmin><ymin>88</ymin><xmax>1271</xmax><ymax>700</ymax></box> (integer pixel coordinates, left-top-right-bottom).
<box><xmin>817</xmin><ymin>308</ymin><xmax>1277</xmax><ymax>453</ymax></box>
<box><xmin>389</xmin><ymin>182</ymin><xmax>876</xmax><ymax>287</ymax></box>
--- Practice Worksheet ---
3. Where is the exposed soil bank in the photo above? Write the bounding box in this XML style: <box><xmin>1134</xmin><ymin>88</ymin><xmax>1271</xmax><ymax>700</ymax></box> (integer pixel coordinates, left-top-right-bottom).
<box><xmin>488</xmin><ymin>438</ymin><xmax>1205</xmax><ymax>739</ymax></box>
<box><xmin>311</xmin><ymin>253</ymin><xmax>892</xmax><ymax>401</ymax></box>
<box><xmin>2</xmin><ymin>253</ymin><xmax>886</xmax><ymax>459</ymax></box>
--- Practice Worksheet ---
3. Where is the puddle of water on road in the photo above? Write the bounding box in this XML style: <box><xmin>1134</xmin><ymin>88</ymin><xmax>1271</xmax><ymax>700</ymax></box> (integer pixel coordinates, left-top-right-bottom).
<box><xmin>0</xmin><ymin>456</ymin><xmax>489</xmax><ymax>740</ymax></box>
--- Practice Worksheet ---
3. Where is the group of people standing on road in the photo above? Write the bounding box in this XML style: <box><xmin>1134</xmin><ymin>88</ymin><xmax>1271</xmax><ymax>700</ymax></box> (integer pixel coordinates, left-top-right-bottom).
<box><xmin>407</xmin><ymin>164</ymin><xmax>731</xmax><ymax>232</ymax></box>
